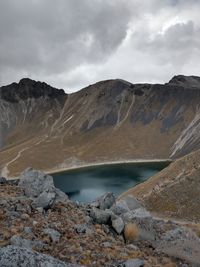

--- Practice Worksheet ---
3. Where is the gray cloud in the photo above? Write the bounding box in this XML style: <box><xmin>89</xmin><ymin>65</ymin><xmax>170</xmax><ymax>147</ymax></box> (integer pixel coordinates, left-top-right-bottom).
<box><xmin>0</xmin><ymin>0</ymin><xmax>199</xmax><ymax>91</ymax></box>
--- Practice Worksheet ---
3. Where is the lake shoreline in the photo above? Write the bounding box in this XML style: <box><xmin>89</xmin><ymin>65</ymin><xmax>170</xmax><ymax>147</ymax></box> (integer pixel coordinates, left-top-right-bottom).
<box><xmin>47</xmin><ymin>158</ymin><xmax>172</xmax><ymax>175</ymax></box>
<box><xmin>4</xmin><ymin>159</ymin><xmax>172</xmax><ymax>180</ymax></box>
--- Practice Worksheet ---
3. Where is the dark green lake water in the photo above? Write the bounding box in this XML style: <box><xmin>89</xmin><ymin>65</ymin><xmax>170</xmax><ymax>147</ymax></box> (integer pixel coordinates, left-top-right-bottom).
<box><xmin>53</xmin><ymin>162</ymin><xmax>169</xmax><ymax>203</ymax></box>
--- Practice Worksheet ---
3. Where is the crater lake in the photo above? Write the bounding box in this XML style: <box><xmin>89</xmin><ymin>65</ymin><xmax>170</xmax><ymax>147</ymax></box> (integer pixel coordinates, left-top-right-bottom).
<box><xmin>52</xmin><ymin>161</ymin><xmax>170</xmax><ymax>202</ymax></box>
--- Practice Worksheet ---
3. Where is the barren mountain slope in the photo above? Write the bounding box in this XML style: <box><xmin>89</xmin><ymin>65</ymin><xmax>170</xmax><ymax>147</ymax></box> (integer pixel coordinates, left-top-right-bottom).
<box><xmin>121</xmin><ymin>148</ymin><xmax>200</xmax><ymax>222</ymax></box>
<box><xmin>1</xmin><ymin>75</ymin><xmax>200</xmax><ymax>177</ymax></box>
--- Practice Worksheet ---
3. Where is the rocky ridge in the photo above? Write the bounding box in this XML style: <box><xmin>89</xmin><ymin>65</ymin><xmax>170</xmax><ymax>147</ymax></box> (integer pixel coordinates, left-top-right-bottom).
<box><xmin>0</xmin><ymin>78</ymin><xmax>66</xmax><ymax>103</ymax></box>
<box><xmin>0</xmin><ymin>168</ymin><xmax>200</xmax><ymax>267</ymax></box>
<box><xmin>2</xmin><ymin>75</ymin><xmax>200</xmax><ymax>177</ymax></box>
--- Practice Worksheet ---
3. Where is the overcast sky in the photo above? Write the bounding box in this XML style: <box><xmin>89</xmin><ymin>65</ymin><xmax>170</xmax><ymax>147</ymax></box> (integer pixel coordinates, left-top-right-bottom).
<box><xmin>0</xmin><ymin>0</ymin><xmax>199</xmax><ymax>92</ymax></box>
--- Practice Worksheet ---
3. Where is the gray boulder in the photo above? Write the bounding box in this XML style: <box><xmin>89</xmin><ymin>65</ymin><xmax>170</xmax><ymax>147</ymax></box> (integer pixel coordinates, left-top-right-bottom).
<box><xmin>74</xmin><ymin>224</ymin><xmax>94</xmax><ymax>235</ymax></box>
<box><xmin>111</xmin><ymin>200</ymin><xmax>130</xmax><ymax>216</ymax></box>
<box><xmin>75</xmin><ymin>224</ymin><xmax>93</xmax><ymax>235</ymax></box>
<box><xmin>90</xmin><ymin>207</ymin><xmax>111</xmax><ymax>224</ymax></box>
<box><xmin>112</xmin><ymin>217</ymin><xmax>124</xmax><ymax>234</ymax></box>
<box><xmin>32</xmin><ymin>191</ymin><xmax>56</xmax><ymax>209</ymax></box>
<box><xmin>122</xmin><ymin>196</ymin><xmax>143</xmax><ymax>210</ymax></box>
<box><xmin>0</xmin><ymin>245</ymin><xmax>83</xmax><ymax>267</ymax></box>
<box><xmin>94</xmin><ymin>192</ymin><xmax>116</xmax><ymax>210</ymax></box>
<box><xmin>55</xmin><ymin>187</ymin><xmax>69</xmax><ymax>203</ymax></box>
<box><xmin>19</xmin><ymin>168</ymin><xmax>53</xmax><ymax>198</ymax></box>
<box><xmin>19</xmin><ymin>168</ymin><xmax>68</xmax><ymax>209</ymax></box>
<box><xmin>43</xmin><ymin>228</ymin><xmax>61</xmax><ymax>242</ymax></box>
<box><xmin>10</xmin><ymin>235</ymin><xmax>45</xmax><ymax>250</ymax></box>
<box><xmin>112</xmin><ymin>197</ymin><xmax>144</xmax><ymax>217</ymax></box>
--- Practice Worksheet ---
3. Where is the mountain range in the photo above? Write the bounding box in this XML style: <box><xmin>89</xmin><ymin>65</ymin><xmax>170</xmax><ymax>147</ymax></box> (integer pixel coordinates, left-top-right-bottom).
<box><xmin>1</xmin><ymin>75</ymin><xmax>200</xmax><ymax>177</ymax></box>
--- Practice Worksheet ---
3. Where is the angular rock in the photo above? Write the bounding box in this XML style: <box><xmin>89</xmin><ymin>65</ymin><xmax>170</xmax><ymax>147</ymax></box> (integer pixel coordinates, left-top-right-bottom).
<box><xmin>32</xmin><ymin>190</ymin><xmax>56</xmax><ymax>209</ymax></box>
<box><xmin>55</xmin><ymin>187</ymin><xmax>69</xmax><ymax>204</ymax></box>
<box><xmin>75</xmin><ymin>224</ymin><xmax>93</xmax><ymax>235</ymax></box>
<box><xmin>19</xmin><ymin>168</ymin><xmax>68</xmax><ymax>209</ymax></box>
<box><xmin>111</xmin><ymin>200</ymin><xmax>130</xmax><ymax>216</ymax></box>
<box><xmin>15</xmin><ymin>203</ymin><xmax>26</xmax><ymax>213</ymax></box>
<box><xmin>0</xmin><ymin>245</ymin><xmax>82</xmax><ymax>267</ymax></box>
<box><xmin>19</xmin><ymin>168</ymin><xmax>54</xmax><ymax>198</ymax></box>
<box><xmin>122</xmin><ymin>196</ymin><xmax>143</xmax><ymax>210</ymax></box>
<box><xmin>90</xmin><ymin>207</ymin><xmax>111</xmax><ymax>224</ymax></box>
<box><xmin>43</xmin><ymin>228</ymin><xmax>61</xmax><ymax>242</ymax></box>
<box><xmin>112</xmin><ymin>217</ymin><xmax>124</xmax><ymax>234</ymax></box>
<box><xmin>94</xmin><ymin>192</ymin><xmax>116</xmax><ymax>210</ymax></box>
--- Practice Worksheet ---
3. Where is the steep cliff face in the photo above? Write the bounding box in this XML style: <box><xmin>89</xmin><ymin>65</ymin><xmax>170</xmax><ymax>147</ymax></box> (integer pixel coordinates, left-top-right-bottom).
<box><xmin>1</xmin><ymin>75</ymin><xmax>200</xmax><ymax>177</ymax></box>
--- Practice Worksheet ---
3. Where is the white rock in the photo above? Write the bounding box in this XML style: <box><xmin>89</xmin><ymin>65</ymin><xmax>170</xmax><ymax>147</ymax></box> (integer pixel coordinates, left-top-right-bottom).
<box><xmin>112</xmin><ymin>217</ymin><xmax>124</xmax><ymax>234</ymax></box>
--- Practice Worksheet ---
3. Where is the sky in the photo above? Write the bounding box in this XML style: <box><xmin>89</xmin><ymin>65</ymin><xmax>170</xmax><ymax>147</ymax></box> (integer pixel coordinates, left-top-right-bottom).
<box><xmin>0</xmin><ymin>0</ymin><xmax>200</xmax><ymax>92</ymax></box>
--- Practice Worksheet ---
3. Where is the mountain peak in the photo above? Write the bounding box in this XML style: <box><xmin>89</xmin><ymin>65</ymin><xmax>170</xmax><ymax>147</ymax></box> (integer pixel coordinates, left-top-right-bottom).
<box><xmin>19</xmin><ymin>77</ymin><xmax>36</xmax><ymax>84</ymax></box>
<box><xmin>0</xmin><ymin>78</ymin><xmax>66</xmax><ymax>103</ymax></box>
<box><xmin>168</xmin><ymin>75</ymin><xmax>200</xmax><ymax>88</ymax></box>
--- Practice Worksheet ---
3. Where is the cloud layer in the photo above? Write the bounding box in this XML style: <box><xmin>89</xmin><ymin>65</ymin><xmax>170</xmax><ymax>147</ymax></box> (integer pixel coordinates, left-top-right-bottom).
<box><xmin>0</xmin><ymin>0</ymin><xmax>199</xmax><ymax>92</ymax></box>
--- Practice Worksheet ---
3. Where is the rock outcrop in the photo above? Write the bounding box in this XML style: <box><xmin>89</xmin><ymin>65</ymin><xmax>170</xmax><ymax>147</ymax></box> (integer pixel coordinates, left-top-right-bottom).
<box><xmin>88</xmin><ymin>193</ymin><xmax>200</xmax><ymax>266</ymax></box>
<box><xmin>93</xmin><ymin>192</ymin><xmax>116</xmax><ymax>210</ymax></box>
<box><xmin>0</xmin><ymin>246</ymin><xmax>82</xmax><ymax>267</ymax></box>
<box><xmin>0</xmin><ymin>78</ymin><xmax>66</xmax><ymax>103</ymax></box>
<box><xmin>19</xmin><ymin>168</ymin><xmax>68</xmax><ymax>209</ymax></box>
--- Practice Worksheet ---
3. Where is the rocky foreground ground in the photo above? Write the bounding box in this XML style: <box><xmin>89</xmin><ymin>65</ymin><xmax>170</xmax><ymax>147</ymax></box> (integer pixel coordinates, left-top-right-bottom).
<box><xmin>0</xmin><ymin>169</ymin><xmax>200</xmax><ymax>267</ymax></box>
